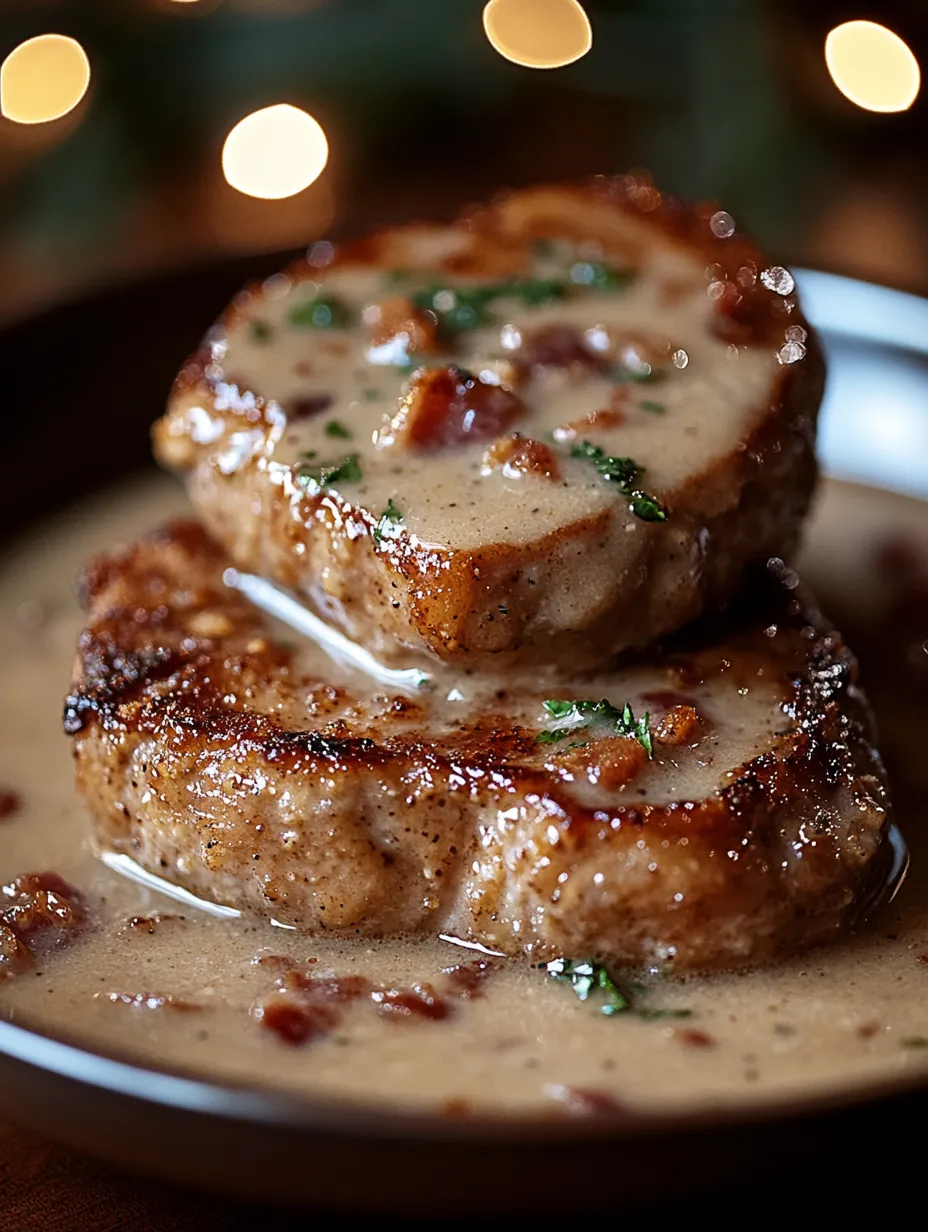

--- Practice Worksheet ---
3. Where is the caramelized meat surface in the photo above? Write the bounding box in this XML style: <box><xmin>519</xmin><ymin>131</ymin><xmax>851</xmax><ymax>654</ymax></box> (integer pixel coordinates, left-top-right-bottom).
<box><xmin>65</xmin><ymin>523</ymin><xmax>891</xmax><ymax>973</ymax></box>
<box><xmin>155</xmin><ymin>177</ymin><xmax>823</xmax><ymax>670</ymax></box>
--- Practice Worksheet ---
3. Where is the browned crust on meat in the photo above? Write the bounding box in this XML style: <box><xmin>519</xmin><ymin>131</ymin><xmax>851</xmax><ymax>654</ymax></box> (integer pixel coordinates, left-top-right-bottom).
<box><xmin>66</xmin><ymin>523</ymin><xmax>891</xmax><ymax>972</ymax></box>
<box><xmin>155</xmin><ymin>176</ymin><xmax>823</xmax><ymax>669</ymax></box>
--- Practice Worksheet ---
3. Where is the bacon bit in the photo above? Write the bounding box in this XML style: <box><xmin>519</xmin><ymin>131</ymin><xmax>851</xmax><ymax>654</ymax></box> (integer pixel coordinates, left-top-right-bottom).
<box><xmin>482</xmin><ymin>434</ymin><xmax>560</xmax><ymax>481</ymax></box>
<box><xmin>101</xmin><ymin>992</ymin><xmax>205</xmax><ymax>1012</ymax></box>
<box><xmin>286</xmin><ymin>394</ymin><xmax>333</xmax><ymax>420</ymax></box>
<box><xmin>516</xmin><ymin>324</ymin><xmax>609</xmax><ymax>376</ymax></box>
<box><xmin>442</xmin><ymin>959</ymin><xmax>499</xmax><ymax>1000</ymax></box>
<box><xmin>372</xmin><ymin>982</ymin><xmax>450</xmax><ymax>1021</ymax></box>
<box><xmin>379</xmin><ymin>366</ymin><xmax>524</xmax><ymax>452</ymax></box>
<box><xmin>257</xmin><ymin>995</ymin><xmax>337</xmax><ymax>1046</ymax></box>
<box><xmin>254</xmin><ymin>953</ymin><xmax>297</xmax><ymax>972</ymax></box>
<box><xmin>0</xmin><ymin>926</ymin><xmax>30</xmax><ymax>974</ymax></box>
<box><xmin>0</xmin><ymin>872</ymin><xmax>87</xmax><ymax>979</ymax></box>
<box><xmin>366</xmin><ymin>296</ymin><xmax>439</xmax><ymax>363</ymax></box>
<box><xmin>553</xmin><ymin>405</ymin><xmax>626</xmax><ymax>443</ymax></box>
<box><xmin>654</xmin><ymin>704</ymin><xmax>702</xmax><ymax>746</ymax></box>
<box><xmin>122</xmin><ymin>913</ymin><xmax>179</xmax><ymax>934</ymax></box>
<box><xmin>544</xmin><ymin>1084</ymin><xmax>629</xmax><ymax>1118</ymax></box>
<box><xmin>0</xmin><ymin>791</ymin><xmax>21</xmax><ymax>821</ymax></box>
<box><xmin>857</xmin><ymin>1021</ymin><xmax>881</xmax><ymax>1040</ymax></box>
<box><xmin>918</xmin><ymin>955</ymin><xmax>928</xmax><ymax>966</ymax></box>
<box><xmin>255</xmin><ymin>964</ymin><xmax>481</xmax><ymax>1046</ymax></box>
<box><xmin>675</xmin><ymin>1027</ymin><xmax>715</xmax><ymax>1048</ymax></box>
<box><xmin>254</xmin><ymin>970</ymin><xmax>372</xmax><ymax>1046</ymax></box>
<box><xmin>553</xmin><ymin>735</ymin><xmax>647</xmax><ymax>791</ymax></box>
<box><xmin>279</xmin><ymin>970</ymin><xmax>371</xmax><ymax>1002</ymax></box>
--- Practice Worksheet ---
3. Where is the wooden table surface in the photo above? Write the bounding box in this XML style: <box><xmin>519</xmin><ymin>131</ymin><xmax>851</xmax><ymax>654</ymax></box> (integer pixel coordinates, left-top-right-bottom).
<box><xmin>0</xmin><ymin>1122</ymin><xmax>280</xmax><ymax>1232</ymax></box>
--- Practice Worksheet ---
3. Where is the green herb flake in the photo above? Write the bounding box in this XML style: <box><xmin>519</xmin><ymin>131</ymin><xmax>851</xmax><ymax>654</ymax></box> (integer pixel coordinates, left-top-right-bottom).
<box><xmin>373</xmin><ymin>497</ymin><xmax>403</xmax><ymax>545</ymax></box>
<box><xmin>570</xmin><ymin>440</ymin><xmax>667</xmax><ymax>524</ymax></box>
<box><xmin>495</xmin><ymin>276</ymin><xmax>568</xmax><ymax>307</ymax></box>
<box><xmin>362</xmin><ymin>388</ymin><xmax>383</xmax><ymax>401</ymax></box>
<box><xmin>536</xmin><ymin>697</ymin><xmax>653</xmax><ymax>758</ymax></box>
<box><xmin>636</xmin><ymin>1008</ymin><xmax>694</xmax><ymax>1021</ymax></box>
<box><xmin>569</xmin><ymin>261</ymin><xmax>636</xmax><ymax>291</ymax></box>
<box><xmin>542</xmin><ymin>699</ymin><xmax>577</xmax><ymax>720</ymax></box>
<box><xmin>324</xmin><ymin>419</ymin><xmax>352</xmax><ymax>439</ymax></box>
<box><xmin>613</xmin><ymin>364</ymin><xmax>667</xmax><ymax>385</ymax></box>
<box><xmin>288</xmin><ymin>295</ymin><xmax>352</xmax><ymax>330</ymax></box>
<box><xmin>535</xmin><ymin>728</ymin><xmax>571</xmax><ymax>745</ymax></box>
<box><xmin>629</xmin><ymin>493</ymin><xmax>668</xmax><ymax>524</ymax></box>
<box><xmin>248</xmin><ymin>319</ymin><xmax>273</xmax><ymax>344</ymax></box>
<box><xmin>546</xmin><ymin>958</ymin><xmax>690</xmax><ymax>1021</ymax></box>
<box><xmin>546</xmin><ymin>959</ymin><xmax>629</xmax><ymax>1015</ymax></box>
<box><xmin>412</xmin><ymin>284</ymin><xmax>497</xmax><ymax>334</ymax></box>
<box><xmin>902</xmin><ymin>1036</ymin><xmax>928</xmax><ymax>1049</ymax></box>
<box><xmin>640</xmin><ymin>400</ymin><xmax>666</xmax><ymax>415</ymax></box>
<box><xmin>296</xmin><ymin>453</ymin><xmax>362</xmax><ymax>488</ymax></box>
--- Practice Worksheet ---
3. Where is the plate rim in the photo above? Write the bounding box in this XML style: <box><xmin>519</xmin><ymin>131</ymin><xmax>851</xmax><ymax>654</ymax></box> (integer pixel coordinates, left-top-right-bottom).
<box><xmin>2</xmin><ymin>268</ymin><xmax>928</xmax><ymax>1149</ymax></box>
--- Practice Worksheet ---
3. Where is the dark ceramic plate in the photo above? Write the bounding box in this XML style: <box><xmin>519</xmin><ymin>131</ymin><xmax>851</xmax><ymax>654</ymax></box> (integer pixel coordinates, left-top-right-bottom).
<box><xmin>0</xmin><ymin>266</ymin><xmax>927</xmax><ymax>1212</ymax></box>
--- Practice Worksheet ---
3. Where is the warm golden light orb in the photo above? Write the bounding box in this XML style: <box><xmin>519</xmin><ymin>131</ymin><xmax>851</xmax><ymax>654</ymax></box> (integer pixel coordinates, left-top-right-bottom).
<box><xmin>483</xmin><ymin>0</ymin><xmax>592</xmax><ymax>69</ymax></box>
<box><xmin>221</xmin><ymin>104</ymin><xmax>329</xmax><ymax>200</ymax></box>
<box><xmin>1</xmin><ymin>34</ymin><xmax>91</xmax><ymax>125</ymax></box>
<box><xmin>825</xmin><ymin>20</ymin><xmax>920</xmax><ymax>113</ymax></box>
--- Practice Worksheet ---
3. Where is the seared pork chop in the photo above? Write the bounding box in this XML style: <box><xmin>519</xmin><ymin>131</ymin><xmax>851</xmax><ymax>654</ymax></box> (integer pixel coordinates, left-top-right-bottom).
<box><xmin>155</xmin><ymin>177</ymin><xmax>823</xmax><ymax>671</ymax></box>
<box><xmin>65</xmin><ymin>522</ymin><xmax>891</xmax><ymax>973</ymax></box>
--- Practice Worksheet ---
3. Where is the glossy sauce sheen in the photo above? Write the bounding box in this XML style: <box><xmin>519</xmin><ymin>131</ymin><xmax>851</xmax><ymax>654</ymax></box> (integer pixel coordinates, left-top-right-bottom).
<box><xmin>1</xmin><ymin>475</ymin><xmax>927</xmax><ymax>1117</ymax></box>
<box><xmin>178</xmin><ymin>234</ymin><xmax>778</xmax><ymax>552</ymax></box>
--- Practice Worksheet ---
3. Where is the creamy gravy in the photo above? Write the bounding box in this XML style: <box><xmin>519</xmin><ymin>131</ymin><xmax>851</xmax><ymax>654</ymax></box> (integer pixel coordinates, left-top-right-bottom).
<box><xmin>168</xmin><ymin>228</ymin><xmax>780</xmax><ymax>552</ymax></box>
<box><xmin>1</xmin><ymin>474</ymin><xmax>927</xmax><ymax>1117</ymax></box>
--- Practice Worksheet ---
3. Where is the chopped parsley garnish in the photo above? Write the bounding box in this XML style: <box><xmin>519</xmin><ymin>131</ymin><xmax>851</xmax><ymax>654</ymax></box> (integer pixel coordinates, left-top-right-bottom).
<box><xmin>362</xmin><ymin>388</ymin><xmax>382</xmax><ymax>401</ymax></box>
<box><xmin>545</xmin><ymin>959</ymin><xmax>691</xmax><ymax>1020</ymax></box>
<box><xmin>495</xmin><ymin>276</ymin><xmax>568</xmax><ymax>306</ymax></box>
<box><xmin>613</xmin><ymin>364</ymin><xmax>667</xmax><ymax>384</ymax></box>
<box><xmin>547</xmin><ymin>959</ymin><xmax>629</xmax><ymax>1015</ymax></box>
<box><xmin>296</xmin><ymin>453</ymin><xmax>362</xmax><ymax>487</ymax></box>
<box><xmin>324</xmin><ymin>419</ymin><xmax>352</xmax><ymax>439</ymax></box>
<box><xmin>289</xmin><ymin>294</ymin><xmax>352</xmax><ymax>330</ymax></box>
<box><xmin>412</xmin><ymin>284</ymin><xmax>497</xmax><ymax>334</ymax></box>
<box><xmin>372</xmin><ymin>497</ymin><xmax>402</xmax><ymax>544</ymax></box>
<box><xmin>248</xmin><ymin>319</ymin><xmax>272</xmax><ymax>343</ymax></box>
<box><xmin>902</xmin><ymin>1036</ymin><xmax>928</xmax><ymax>1049</ymax></box>
<box><xmin>537</xmin><ymin>697</ymin><xmax>653</xmax><ymax>758</ymax></box>
<box><xmin>410</xmin><ymin>269</ymin><xmax>619</xmax><ymax>336</ymax></box>
<box><xmin>571</xmin><ymin>440</ymin><xmax>667</xmax><ymax>523</ymax></box>
<box><xmin>569</xmin><ymin>261</ymin><xmax>636</xmax><ymax>291</ymax></box>
<box><xmin>640</xmin><ymin>400</ymin><xmax>666</xmax><ymax>414</ymax></box>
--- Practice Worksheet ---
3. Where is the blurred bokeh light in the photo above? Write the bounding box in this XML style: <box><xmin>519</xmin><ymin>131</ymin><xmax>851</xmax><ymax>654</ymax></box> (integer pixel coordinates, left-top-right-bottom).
<box><xmin>482</xmin><ymin>0</ymin><xmax>592</xmax><ymax>69</ymax></box>
<box><xmin>0</xmin><ymin>34</ymin><xmax>90</xmax><ymax>125</ymax></box>
<box><xmin>221</xmin><ymin>104</ymin><xmax>329</xmax><ymax>200</ymax></box>
<box><xmin>825</xmin><ymin>20</ymin><xmax>920</xmax><ymax>113</ymax></box>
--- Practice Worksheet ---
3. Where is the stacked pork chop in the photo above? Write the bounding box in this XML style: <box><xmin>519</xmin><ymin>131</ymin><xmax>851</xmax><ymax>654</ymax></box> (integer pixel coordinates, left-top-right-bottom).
<box><xmin>66</xmin><ymin>177</ymin><xmax>893</xmax><ymax>972</ymax></box>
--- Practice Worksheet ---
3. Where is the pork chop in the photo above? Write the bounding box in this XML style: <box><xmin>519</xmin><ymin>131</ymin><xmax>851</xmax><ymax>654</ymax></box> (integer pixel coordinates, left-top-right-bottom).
<box><xmin>65</xmin><ymin>521</ymin><xmax>892</xmax><ymax>973</ymax></box>
<box><xmin>155</xmin><ymin>177</ymin><xmax>824</xmax><ymax>670</ymax></box>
